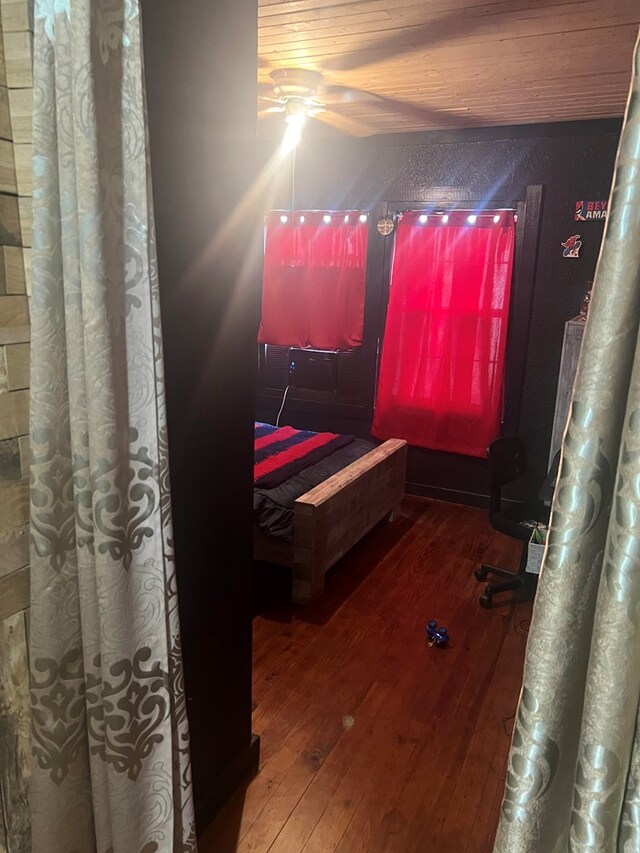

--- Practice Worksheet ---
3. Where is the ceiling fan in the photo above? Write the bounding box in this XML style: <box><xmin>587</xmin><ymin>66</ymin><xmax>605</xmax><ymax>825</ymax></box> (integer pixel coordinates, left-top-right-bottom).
<box><xmin>257</xmin><ymin>65</ymin><xmax>494</xmax><ymax>138</ymax></box>
<box><xmin>258</xmin><ymin>67</ymin><xmax>380</xmax><ymax>137</ymax></box>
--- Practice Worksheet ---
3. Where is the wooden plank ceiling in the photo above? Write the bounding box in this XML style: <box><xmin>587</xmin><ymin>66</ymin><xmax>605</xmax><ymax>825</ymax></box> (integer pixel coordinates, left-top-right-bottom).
<box><xmin>257</xmin><ymin>0</ymin><xmax>640</xmax><ymax>136</ymax></box>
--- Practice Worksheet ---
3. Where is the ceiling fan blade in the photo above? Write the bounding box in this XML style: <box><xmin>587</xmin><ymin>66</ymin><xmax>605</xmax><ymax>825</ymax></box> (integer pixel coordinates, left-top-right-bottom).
<box><xmin>313</xmin><ymin>110</ymin><xmax>374</xmax><ymax>137</ymax></box>
<box><xmin>371</xmin><ymin>94</ymin><xmax>495</xmax><ymax>128</ymax></box>
<box><xmin>319</xmin><ymin>84</ymin><xmax>384</xmax><ymax>105</ymax></box>
<box><xmin>324</xmin><ymin>0</ymin><xmax>557</xmax><ymax>72</ymax></box>
<box><xmin>258</xmin><ymin>95</ymin><xmax>286</xmax><ymax>106</ymax></box>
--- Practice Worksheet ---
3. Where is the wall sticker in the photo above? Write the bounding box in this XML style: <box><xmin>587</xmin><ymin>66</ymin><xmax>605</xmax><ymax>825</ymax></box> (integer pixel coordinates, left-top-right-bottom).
<box><xmin>575</xmin><ymin>200</ymin><xmax>608</xmax><ymax>220</ymax></box>
<box><xmin>561</xmin><ymin>234</ymin><xmax>582</xmax><ymax>258</ymax></box>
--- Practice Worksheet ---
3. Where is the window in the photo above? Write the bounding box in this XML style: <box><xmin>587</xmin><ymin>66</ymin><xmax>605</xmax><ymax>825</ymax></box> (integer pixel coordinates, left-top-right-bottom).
<box><xmin>258</xmin><ymin>210</ymin><xmax>368</xmax><ymax>350</ymax></box>
<box><xmin>372</xmin><ymin>209</ymin><xmax>516</xmax><ymax>457</ymax></box>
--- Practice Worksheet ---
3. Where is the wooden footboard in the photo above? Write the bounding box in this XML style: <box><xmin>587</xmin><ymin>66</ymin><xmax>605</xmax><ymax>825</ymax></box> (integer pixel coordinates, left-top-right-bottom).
<box><xmin>291</xmin><ymin>438</ymin><xmax>407</xmax><ymax>604</ymax></box>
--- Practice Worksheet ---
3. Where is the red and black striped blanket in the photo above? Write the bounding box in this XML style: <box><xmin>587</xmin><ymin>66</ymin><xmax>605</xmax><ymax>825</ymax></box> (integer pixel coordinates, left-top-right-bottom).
<box><xmin>254</xmin><ymin>422</ymin><xmax>354</xmax><ymax>488</ymax></box>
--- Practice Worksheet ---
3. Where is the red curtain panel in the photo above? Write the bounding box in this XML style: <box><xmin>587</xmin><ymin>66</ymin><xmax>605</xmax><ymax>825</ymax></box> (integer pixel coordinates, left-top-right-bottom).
<box><xmin>258</xmin><ymin>211</ymin><xmax>368</xmax><ymax>350</ymax></box>
<box><xmin>372</xmin><ymin>210</ymin><xmax>516</xmax><ymax>457</ymax></box>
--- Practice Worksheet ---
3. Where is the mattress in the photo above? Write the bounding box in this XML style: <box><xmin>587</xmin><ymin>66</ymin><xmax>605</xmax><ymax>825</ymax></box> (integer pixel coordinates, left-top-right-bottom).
<box><xmin>254</xmin><ymin>437</ymin><xmax>377</xmax><ymax>541</ymax></box>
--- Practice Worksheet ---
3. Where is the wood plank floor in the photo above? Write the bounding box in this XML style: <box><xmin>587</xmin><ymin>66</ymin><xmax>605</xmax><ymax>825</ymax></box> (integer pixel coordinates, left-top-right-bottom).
<box><xmin>201</xmin><ymin>497</ymin><xmax>531</xmax><ymax>853</ymax></box>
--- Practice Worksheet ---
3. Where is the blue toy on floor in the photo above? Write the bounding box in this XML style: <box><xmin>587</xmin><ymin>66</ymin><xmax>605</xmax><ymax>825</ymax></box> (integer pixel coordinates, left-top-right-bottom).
<box><xmin>425</xmin><ymin>620</ymin><xmax>449</xmax><ymax>648</ymax></box>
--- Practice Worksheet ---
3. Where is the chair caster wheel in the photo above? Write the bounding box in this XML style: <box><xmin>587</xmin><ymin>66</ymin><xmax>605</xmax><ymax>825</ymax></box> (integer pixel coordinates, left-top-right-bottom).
<box><xmin>479</xmin><ymin>592</ymin><xmax>492</xmax><ymax>609</ymax></box>
<box><xmin>474</xmin><ymin>567</ymin><xmax>488</xmax><ymax>582</ymax></box>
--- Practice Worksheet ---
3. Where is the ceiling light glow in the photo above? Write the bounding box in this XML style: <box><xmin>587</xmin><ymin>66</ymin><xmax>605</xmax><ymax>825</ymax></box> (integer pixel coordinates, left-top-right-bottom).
<box><xmin>280</xmin><ymin>214</ymin><xmax>288</xmax><ymax>223</ymax></box>
<box><xmin>419</xmin><ymin>214</ymin><xmax>428</xmax><ymax>224</ymax></box>
<box><xmin>442</xmin><ymin>214</ymin><xmax>449</xmax><ymax>224</ymax></box>
<box><xmin>359</xmin><ymin>214</ymin><xmax>367</xmax><ymax>222</ymax></box>
<box><xmin>323</xmin><ymin>214</ymin><xmax>331</xmax><ymax>223</ymax></box>
<box><xmin>468</xmin><ymin>214</ymin><xmax>477</xmax><ymax>224</ymax></box>
<box><xmin>493</xmin><ymin>215</ymin><xmax>501</xmax><ymax>223</ymax></box>
<box><xmin>281</xmin><ymin>108</ymin><xmax>305</xmax><ymax>151</ymax></box>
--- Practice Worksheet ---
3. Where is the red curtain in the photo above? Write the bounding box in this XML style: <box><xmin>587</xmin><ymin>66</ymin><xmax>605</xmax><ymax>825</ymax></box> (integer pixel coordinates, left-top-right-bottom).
<box><xmin>372</xmin><ymin>210</ymin><xmax>516</xmax><ymax>457</ymax></box>
<box><xmin>258</xmin><ymin>211</ymin><xmax>368</xmax><ymax>350</ymax></box>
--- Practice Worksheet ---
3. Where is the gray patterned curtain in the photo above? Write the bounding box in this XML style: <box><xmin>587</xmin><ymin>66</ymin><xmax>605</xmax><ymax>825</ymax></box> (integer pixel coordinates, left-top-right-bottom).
<box><xmin>29</xmin><ymin>1</ymin><xmax>196</xmax><ymax>851</ymax></box>
<box><xmin>494</xmin><ymin>32</ymin><xmax>640</xmax><ymax>853</ymax></box>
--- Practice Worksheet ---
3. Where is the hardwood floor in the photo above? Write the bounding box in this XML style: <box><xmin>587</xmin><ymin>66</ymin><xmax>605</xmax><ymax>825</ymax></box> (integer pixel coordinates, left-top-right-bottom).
<box><xmin>200</xmin><ymin>497</ymin><xmax>531</xmax><ymax>853</ymax></box>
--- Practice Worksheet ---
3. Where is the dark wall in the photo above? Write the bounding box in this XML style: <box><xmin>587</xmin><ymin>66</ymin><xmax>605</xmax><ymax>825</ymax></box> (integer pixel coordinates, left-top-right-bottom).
<box><xmin>141</xmin><ymin>0</ymin><xmax>260</xmax><ymax>828</ymax></box>
<box><xmin>258</xmin><ymin>120</ymin><xmax>621</xmax><ymax>502</ymax></box>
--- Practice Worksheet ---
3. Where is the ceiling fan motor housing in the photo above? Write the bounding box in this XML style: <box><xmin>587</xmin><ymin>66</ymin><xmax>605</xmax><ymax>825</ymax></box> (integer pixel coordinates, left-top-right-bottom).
<box><xmin>270</xmin><ymin>68</ymin><xmax>322</xmax><ymax>100</ymax></box>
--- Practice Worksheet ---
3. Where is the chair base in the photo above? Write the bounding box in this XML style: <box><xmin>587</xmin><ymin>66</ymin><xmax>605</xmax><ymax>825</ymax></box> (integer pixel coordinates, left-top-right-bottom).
<box><xmin>474</xmin><ymin>564</ymin><xmax>519</xmax><ymax>583</ymax></box>
<box><xmin>475</xmin><ymin>558</ymin><xmax>529</xmax><ymax>609</ymax></box>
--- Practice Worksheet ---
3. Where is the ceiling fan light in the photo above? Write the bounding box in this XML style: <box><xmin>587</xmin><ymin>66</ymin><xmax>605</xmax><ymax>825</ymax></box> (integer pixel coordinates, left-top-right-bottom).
<box><xmin>282</xmin><ymin>107</ymin><xmax>305</xmax><ymax>150</ymax></box>
<box><xmin>284</xmin><ymin>111</ymin><xmax>305</xmax><ymax>126</ymax></box>
<box><xmin>284</xmin><ymin>99</ymin><xmax>307</xmax><ymax>124</ymax></box>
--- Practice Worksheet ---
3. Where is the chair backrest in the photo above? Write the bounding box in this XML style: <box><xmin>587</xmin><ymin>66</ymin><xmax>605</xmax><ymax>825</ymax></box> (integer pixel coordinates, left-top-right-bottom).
<box><xmin>487</xmin><ymin>436</ymin><xmax>527</xmax><ymax>520</ymax></box>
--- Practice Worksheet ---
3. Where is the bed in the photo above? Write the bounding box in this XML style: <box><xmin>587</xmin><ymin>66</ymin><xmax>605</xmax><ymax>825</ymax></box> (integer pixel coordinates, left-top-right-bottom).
<box><xmin>253</xmin><ymin>423</ymin><xmax>407</xmax><ymax>604</ymax></box>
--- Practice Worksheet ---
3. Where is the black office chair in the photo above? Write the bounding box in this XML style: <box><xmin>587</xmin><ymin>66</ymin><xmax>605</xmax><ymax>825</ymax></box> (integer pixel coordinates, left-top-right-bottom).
<box><xmin>474</xmin><ymin>437</ymin><xmax>547</xmax><ymax>608</ymax></box>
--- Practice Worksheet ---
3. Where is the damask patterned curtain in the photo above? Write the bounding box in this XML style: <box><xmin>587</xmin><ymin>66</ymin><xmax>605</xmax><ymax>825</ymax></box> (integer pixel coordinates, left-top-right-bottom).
<box><xmin>29</xmin><ymin>1</ymin><xmax>196</xmax><ymax>851</ymax></box>
<box><xmin>494</xmin><ymin>33</ymin><xmax>640</xmax><ymax>852</ymax></box>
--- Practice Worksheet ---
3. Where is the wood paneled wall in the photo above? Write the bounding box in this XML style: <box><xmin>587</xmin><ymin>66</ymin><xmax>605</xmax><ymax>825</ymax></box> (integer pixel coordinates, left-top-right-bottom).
<box><xmin>0</xmin><ymin>1</ymin><xmax>32</xmax><ymax>851</ymax></box>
